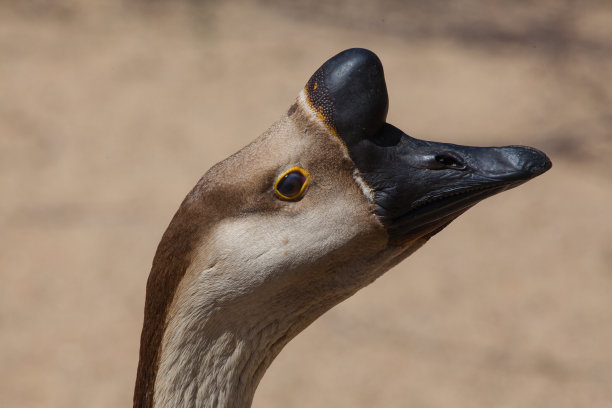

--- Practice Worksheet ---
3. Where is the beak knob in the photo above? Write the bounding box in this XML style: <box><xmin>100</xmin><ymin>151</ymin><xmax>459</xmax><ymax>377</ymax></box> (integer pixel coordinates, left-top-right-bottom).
<box><xmin>304</xmin><ymin>48</ymin><xmax>389</xmax><ymax>146</ymax></box>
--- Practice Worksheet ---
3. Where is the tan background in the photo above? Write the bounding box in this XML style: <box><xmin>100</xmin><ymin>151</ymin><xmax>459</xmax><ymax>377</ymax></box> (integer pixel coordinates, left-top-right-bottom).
<box><xmin>1</xmin><ymin>1</ymin><xmax>611</xmax><ymax>407</ymax></box>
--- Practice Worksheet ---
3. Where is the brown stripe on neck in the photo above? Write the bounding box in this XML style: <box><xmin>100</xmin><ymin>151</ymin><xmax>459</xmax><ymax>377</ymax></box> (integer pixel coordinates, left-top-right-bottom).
<box><xmin>133</xmin><ymin>195</ymin><xmax>203</xmax><ymax>408</ymax></box>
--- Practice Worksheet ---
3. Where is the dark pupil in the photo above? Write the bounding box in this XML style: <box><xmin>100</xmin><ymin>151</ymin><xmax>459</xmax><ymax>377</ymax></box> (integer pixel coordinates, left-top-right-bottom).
<box><xmin>278</xmin><ymin>171</ymin><xmax>306</xmax><ymax>197</ymax></box>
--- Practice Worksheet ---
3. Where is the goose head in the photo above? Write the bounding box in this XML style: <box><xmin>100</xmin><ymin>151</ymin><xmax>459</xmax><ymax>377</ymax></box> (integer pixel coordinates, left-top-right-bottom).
<box><xmin>134</xmin><ymin>48</ymin><xmax>551</xmax><ymax>408</ymax></box>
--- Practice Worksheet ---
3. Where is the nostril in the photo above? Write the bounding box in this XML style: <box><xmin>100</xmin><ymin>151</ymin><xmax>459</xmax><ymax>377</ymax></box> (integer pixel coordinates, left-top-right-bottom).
<box><xmin>435</xmin><ymin>154</ymin><xmax>466</xmax><ymax>170</ymax></box>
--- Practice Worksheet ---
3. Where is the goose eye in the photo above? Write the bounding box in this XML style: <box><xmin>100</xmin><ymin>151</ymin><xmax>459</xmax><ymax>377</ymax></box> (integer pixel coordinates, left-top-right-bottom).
<box><xmin>274</xmin><ymin>167</ymin><xmax>310</xmax><ymax>200</ymax></box>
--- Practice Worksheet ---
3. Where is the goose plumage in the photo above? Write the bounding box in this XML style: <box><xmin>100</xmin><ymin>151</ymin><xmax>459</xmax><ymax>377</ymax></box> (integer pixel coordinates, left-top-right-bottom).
<box><xmin>134</xmin><ymin>48</ymin><xmax>551</xmax><ymax>408</ymax></box>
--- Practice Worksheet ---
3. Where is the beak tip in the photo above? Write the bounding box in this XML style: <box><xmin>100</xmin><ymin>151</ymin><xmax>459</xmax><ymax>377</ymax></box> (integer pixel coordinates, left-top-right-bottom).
<box><xmin>520</xmin><ymin>146</ymin><xmax>553</xmax><ymax>178</ymax></box>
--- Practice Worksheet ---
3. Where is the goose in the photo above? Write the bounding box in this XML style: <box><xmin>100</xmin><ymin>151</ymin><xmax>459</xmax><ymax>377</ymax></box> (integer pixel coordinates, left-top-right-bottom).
<box><xmin>133</xmin><ymin>48</ymin><xmax>551</xmax><ymax>408</ymax></box>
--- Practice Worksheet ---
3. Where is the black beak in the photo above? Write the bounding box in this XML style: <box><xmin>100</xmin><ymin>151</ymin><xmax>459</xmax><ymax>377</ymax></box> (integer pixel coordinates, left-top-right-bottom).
<box><xmin>303</xmin><ymin>48</ymin><xmax>552</xmax><ymax>244</ymax></box>
<box><xmin>353</xmin><ymin>124</ymin><xmax>552</xmax><ymax>244</ymax></box>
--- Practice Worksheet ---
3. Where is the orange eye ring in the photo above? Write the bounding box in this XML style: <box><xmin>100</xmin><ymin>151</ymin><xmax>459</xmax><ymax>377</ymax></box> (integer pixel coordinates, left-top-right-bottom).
<box><xmin>274</xmin><ymin>167</ymin><xmax>311</xmax><ymax>200</ymax></box>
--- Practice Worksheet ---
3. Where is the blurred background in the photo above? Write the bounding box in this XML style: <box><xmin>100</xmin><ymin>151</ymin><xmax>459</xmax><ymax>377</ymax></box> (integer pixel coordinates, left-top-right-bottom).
<box><xmin>1</xmin><ymin>1</ymin><xmax>611</xmax><ymax>407</ymax></box>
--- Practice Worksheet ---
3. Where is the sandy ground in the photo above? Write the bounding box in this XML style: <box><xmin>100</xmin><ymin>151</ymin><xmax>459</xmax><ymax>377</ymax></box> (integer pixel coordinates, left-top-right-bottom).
<box><xmin>1</xmin><ymin>1</ymin><xmax>611</xmax><ymax>407</ymax></box>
